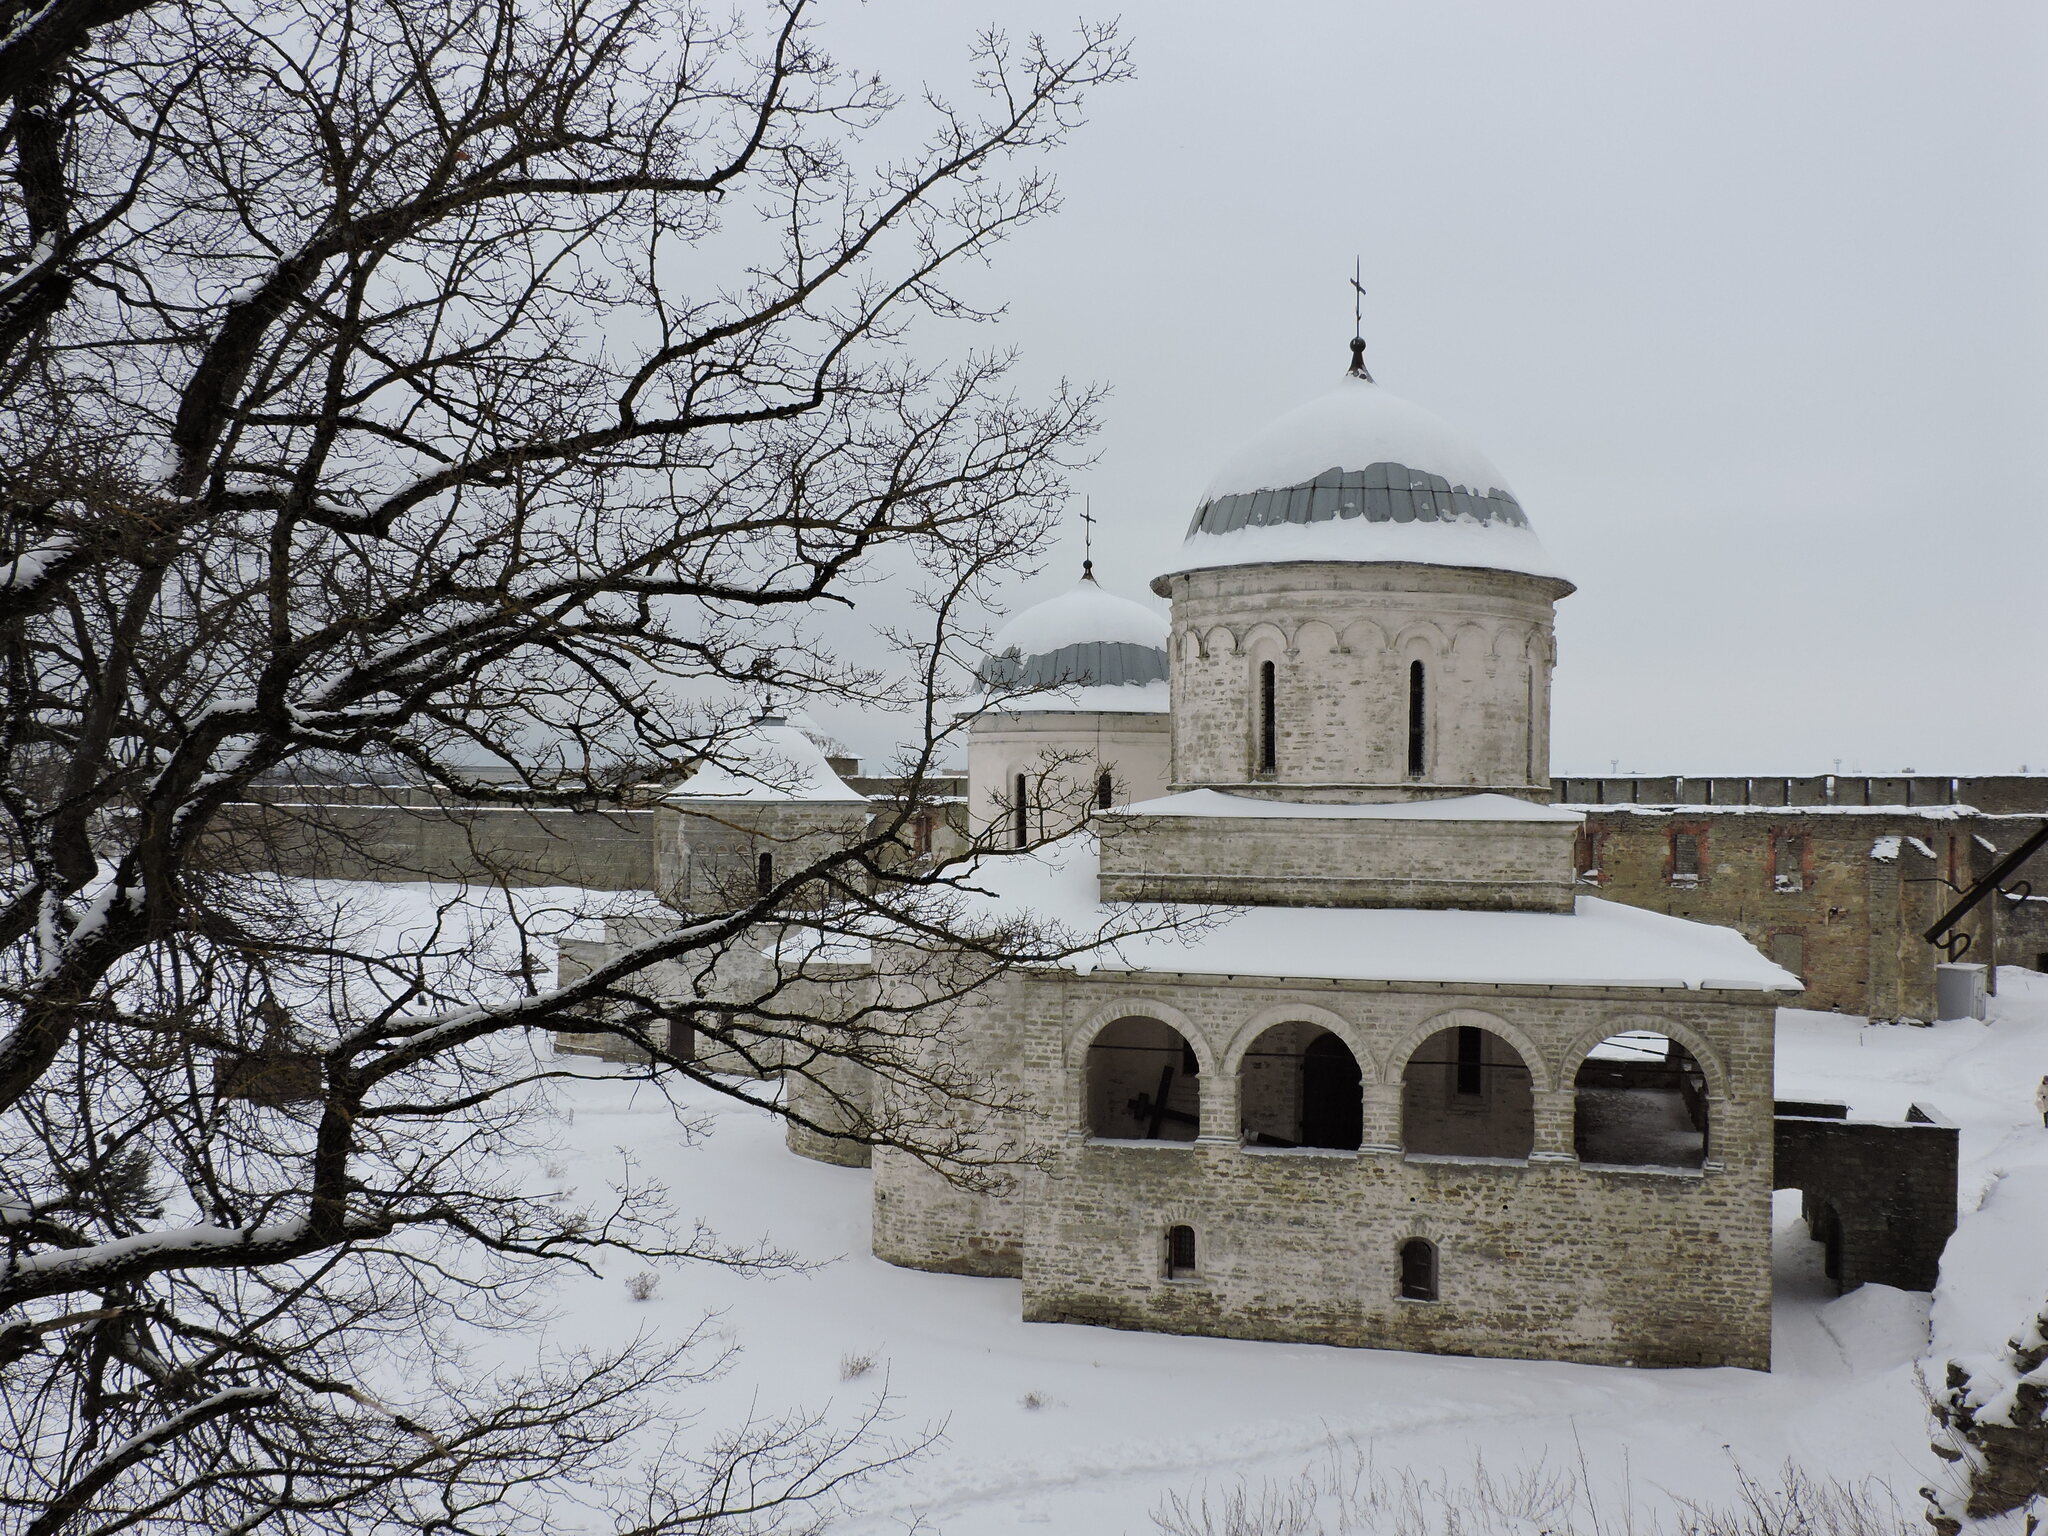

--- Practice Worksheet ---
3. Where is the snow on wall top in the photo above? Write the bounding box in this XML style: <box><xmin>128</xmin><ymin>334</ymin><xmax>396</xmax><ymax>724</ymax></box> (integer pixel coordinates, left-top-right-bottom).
<box><xmin>668</xmin><ymin>721</ymin><xmax>867</xmax><ymax>804</ymax></box>
<box><xmin>1107</xmin><ymin>789</ymin><xmax>1581</xmax><ymax>824</ymax></box>
<box><xmin>971</xmin><ymin>680</ymin><xmax>1172</xmax><ymax>717</ymax></box>
<box><xmin>1160</xmin><ymin>375</ymin><xmax>1568</xmax><ymax>585</ymax></box>
<box><xmin>957</xmin><ymin>834</ymin><xmax>1799</xmax><ymax>992</ymax></box>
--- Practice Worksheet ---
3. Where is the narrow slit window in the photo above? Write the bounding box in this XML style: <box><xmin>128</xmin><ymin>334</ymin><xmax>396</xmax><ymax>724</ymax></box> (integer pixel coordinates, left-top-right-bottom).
<box><xmin>1166</xmin><ymin>1224</ymin><xmax>1197</xmax><ymax>1280</ymax></box>
<box><xmin>1671</xmin><ymin>831</ymin><xmax>1700</xmax><ymax>880</ymax></box>
<box><xmin>1407</xmin><ymin>660</ymin><xmax>1426</xmax><ymax>777</ymax></box>
<box><xmin>1454</xmin><ymin>1025</ymin><xmax>1484</xmax><ymax>1098</ymax></box>
<box><xmin>1096</xmin><ymin>769</ymin><xmax>1115</xmax><ymax>810</ymax></box>
<box><xmin>1258</xmin><ymin>661</ymin><xmax>1277</xmax><ymax>772</ymax></box>
<box><xmin>755</xmin><ymin>852</ymin><xmax>774</xmax><ymax>897</ymax></box>
<box><xmin>1399</xmin><ymin>1238</ymin><xmax>1438</xmax><ymax>1301</ymax></box>
<box><xmin>1012</xmin><ymin>773</ymin><xmax>1029</xmax><ymax>849</ymax></box>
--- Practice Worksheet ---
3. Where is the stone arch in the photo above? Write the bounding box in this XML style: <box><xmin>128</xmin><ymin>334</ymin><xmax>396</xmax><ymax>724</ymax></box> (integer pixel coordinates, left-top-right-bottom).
<box><xmin>1179</xmin><ymin>628</ymin><xmax>1204</xmax><ymax>665</ymax></box>
<box><xmin>1448</xmin><ymin>620</ymin><xmax>1492</xmax><ymax>658</ymax></box>
<box><xmin>1290</xmin><ymin>618</ymin><xmax>1342</xmax><ymax>657</ymax></box>
<box><xmin>1220</xmin><ymin>1002</ymin><xmax>1375</xmax><ymax>1081</ymax></box>
<box><xmin>1523</xmin><ymin>627</ymin><xmax>1555</xmax><ymax>666</ymax></box>
<box><xmin>1079</xmin><ymin>1012</ymin><xmax>1206</xmax><ymax>1142</ymax></box>
<box><xmin>1198</xmin><ymin>623</ymin><xmax>1242</xmax><ymax>659</ymax></box>
<box><xmin>1556</xmin><ymin>1015</ymin><xmax>1729</xmax><ymax>1102</ymax></box>
<box><xmin>1391</xmin><ymin>619</ymin><xmax>1451</xmax><ymax>661</ymax></box>
<box><xmin>1236</xmin><ymin>1018</ymin><xmax>1365</xmax><ymax>1151</ymax></box>
<box><xmin>1338</xmin><ymin>616</ymin><xmax>1390</xmax><ymax>655</ymax></box>
<box><xmin>1240</xmin><ymin>620</ymin><xmax>1290</xmax><ymax>659</ymax></box>
<box><xmin>1381</xmin><ymin>1008</ymin><xmax>1553</xmax><ymax>1093</ymax></box>
<box><xmin>1067</xmin><ymin>997</ymin><xmax>1211</xmax><ymax>1073</ymax></box>
<box><xmin>1395</xmin><ymin>1010</ymin><xmax>1539</xmax><ymax>1160</ymax></box>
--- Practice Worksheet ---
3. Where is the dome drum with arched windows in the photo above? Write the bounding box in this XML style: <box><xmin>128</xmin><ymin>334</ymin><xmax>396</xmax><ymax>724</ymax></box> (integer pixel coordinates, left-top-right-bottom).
<box><xmin>1153</xmin><ymin>366</ymin><xmax>1572</xmax><ymax>803</ymax></box>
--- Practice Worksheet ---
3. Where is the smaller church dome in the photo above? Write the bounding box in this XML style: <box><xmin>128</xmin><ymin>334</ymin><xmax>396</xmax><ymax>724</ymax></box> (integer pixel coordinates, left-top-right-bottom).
<box><xmin>977</xmin><ymin>569</ymin><xmax>1169</xmax><ymax>709</ymax></box>
<box><xmin>1161</xmin><ymin>372</ymin><xmax>1568</xmax><ymax>586</ymax></box>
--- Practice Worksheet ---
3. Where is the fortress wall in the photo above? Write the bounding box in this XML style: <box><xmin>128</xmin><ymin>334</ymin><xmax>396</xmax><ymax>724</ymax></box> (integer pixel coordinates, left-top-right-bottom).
<box><xmin>209</xmin><ymin>798</ymin><xmax>656</xmax><ymax>889</ymax></box>
<box><xmin>1569</xmin><ymin>807</ymin><xmax>2037</xmax><ymax>1019</ymax></box>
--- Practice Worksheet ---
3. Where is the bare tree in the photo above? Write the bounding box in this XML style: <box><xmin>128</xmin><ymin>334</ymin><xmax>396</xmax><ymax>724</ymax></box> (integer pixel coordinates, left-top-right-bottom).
<box><xmin>0</xmin><ymin>0</ymin><xmax>1142</xmax><ymax>1528</ymax></box>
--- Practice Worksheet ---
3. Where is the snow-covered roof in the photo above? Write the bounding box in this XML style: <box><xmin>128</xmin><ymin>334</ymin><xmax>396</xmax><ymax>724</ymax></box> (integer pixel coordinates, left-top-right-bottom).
<box><xmin>957</xmin><ymin>835</ymin><xmax>1799</xmax><ymax>992</ymax></box>
<box><xmin>989</xmin><ymin>572</ymin><xmax>1168</xmax><ymax>656</ymax></box>
<box><xmin>973</xmin><ymin>570</ymin><xmax>1171</xmax><ymax>716</ymax></box>
<box><xmin>668</xmin><ymin>721</ymin><xmax>868</xmax><ymax>804</ymax></box>
<box><xmin>1159</xmin><ymin>374</ymin><xmax>1568</xmax><ymax>585</ymax></box>
<box><xmin>1108</xmin><ymin>789</ymin><xmax>1580</xmax><ymax>824</ymax></box>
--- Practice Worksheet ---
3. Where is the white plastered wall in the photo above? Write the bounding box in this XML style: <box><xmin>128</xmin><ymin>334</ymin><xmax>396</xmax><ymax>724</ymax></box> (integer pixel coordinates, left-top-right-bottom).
<box><xmin>966</xmin><ymin>710</ymin><xmax>1173</xmax><ymax>842</ymax></box>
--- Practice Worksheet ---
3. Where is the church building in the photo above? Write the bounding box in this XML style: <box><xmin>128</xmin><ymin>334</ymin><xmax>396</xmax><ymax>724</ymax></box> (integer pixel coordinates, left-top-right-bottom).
<box><xmin>842</xmin><ymin>342</ymin><xmax>1801</xmax><ymax>1370</ymax></box>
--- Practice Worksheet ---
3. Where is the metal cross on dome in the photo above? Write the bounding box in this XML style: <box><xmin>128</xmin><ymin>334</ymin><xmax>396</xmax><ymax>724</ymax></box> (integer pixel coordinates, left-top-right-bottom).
<box><xmin>1079</xmin><ymin>500</ymin><xmax>1097</xmax><ymax>580</ymax></box>
<box><xmin>1348</xmin><ymin>259</ymin><xmax>1373</xmax><ymax>381</ymax></box>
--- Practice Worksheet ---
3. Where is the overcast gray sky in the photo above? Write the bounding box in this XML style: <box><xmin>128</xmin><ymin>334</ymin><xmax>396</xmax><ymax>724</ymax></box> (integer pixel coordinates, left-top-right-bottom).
<box><xmin>810</xmin><ymin>0</ymin><xmax>2046</xmax><ymax>777</ymax></box>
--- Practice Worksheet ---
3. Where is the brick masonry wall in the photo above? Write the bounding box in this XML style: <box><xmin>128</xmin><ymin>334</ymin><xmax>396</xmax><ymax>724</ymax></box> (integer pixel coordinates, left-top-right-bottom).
<box><xmin>1163</xmin><ymin>563</ymin><xmax>1567</xmax><ymax>797</ymax></box>
<box><xmin>1570</xmin><ymin>807</ymin><xmax>2001</xmax><ymax>1020</ymax></box>
<box><xmin>871</xmin><ymin>968</ymin><xmax>1776</xmax><ymax>1369</ymax></box>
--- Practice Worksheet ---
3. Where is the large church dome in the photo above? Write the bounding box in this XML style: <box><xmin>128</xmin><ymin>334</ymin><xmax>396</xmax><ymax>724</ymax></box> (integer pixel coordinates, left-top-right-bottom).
<box><xmin>975</xmin><ymin>567</ymin><xmax>1169</xmax><ymax>711</ymax></box>
<box><xmin>1160</xmin><ymin>371</ymin><xmax>1567</xmax><ymax>586</ymax></box>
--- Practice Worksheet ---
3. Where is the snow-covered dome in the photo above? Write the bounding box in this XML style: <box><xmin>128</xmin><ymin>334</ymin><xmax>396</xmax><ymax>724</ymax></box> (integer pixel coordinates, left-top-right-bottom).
<box><xmin>976</xmin><ymin>568</ymin><xmax>1170</xmax><ymax>712</ymax></box>
<box><xmin>670</xmin><ymin>718</ymin><xmax>866</xmax><ymax>803</ymax></box>
<box><xmin>1160</xmin><ymin>372</ymin><xmax>1568</xmax><ymax>585</ymax></box>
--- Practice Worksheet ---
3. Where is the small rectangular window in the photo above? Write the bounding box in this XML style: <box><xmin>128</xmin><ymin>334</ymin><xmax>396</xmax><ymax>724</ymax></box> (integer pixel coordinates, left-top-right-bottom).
<box><xmin>1671</xmin><ymin>831</ymin><xmax>1700</xmax><ymax>881</ymax></box>
<box><xmin>1399</xmin><ymin>1238</ymin><xmax>1438</xmax><ymax>1301</ymax></box>
<box><xmin>1166</xmin><ymin>1224</ymin><xmax>1197</xmax><ymax>1280</ymax></box>
<box><xmin>1771</xmin><ymin>932</ymin><xmax>1806</xmax><ymax>978</ymax></box>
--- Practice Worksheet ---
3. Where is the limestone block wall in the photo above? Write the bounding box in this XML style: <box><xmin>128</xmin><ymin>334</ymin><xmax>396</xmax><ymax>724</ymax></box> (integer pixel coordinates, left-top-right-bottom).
<box><xmin>873</xmin><ymin>968</ymin><xmax>1777</xmax><ymax>1368</ymax></box>
<box><xmin>657</xmin><ymin>801</ymin><xmax>872</xmax><ymax>909</ymax></box>
<box><xmin>1097</xmin><ymin>810</ymin><xmax>1577</xmax><ymax>911</ymax></box>
<box><xmin>787</xmin><ymin>1055</ymin><xmax>877</xmax><ymax>1168</ymax></box>
<box><xmin>869</xmin><ymin>973</ymin><xmax>1040</xmax><ymax>1276</ymax></box>
<box><xmin>966</xmin><ymin>710</ymin><xmax>1172</xmax><ymax>841</ymax></box>
<box><xmin>1162</xmin><ymin>563</ymin><xmax>1568</xmax><ymax>799</ymax></box>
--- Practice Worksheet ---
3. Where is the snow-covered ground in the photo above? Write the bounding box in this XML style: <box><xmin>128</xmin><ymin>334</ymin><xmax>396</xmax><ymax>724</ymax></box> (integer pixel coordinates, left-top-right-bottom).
<box><xmin>501</xmin><ymin>965</ymin><xmax>2048</xmax><ymax>1534</ymax></box>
